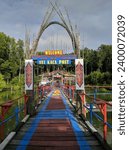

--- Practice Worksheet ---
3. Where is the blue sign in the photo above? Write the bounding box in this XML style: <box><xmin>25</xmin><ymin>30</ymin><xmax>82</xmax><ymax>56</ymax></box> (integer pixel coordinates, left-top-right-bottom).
<box><xmin>37</xmin><ymin>59</ymin><xmax>71</xmax><ymax>65</ymax></box>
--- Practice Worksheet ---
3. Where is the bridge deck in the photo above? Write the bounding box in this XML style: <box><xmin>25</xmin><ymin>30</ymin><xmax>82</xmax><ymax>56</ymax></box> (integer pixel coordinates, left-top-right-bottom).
<box><xmin>5</xmin><ymin>90</ymin><xmax>105</xmax><ymax>150</ymax></box>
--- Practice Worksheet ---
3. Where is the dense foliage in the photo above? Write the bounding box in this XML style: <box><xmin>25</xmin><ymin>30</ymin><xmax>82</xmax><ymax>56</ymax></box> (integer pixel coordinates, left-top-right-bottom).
<box><xmin>80</xmin><ymin>44</ymin><xmax>112</xmax><ymax>85</ymax></box>
<box><xmin>0</xmin><ymin>74</ymin><xmax>6</xmax><ymax>90</ymax></box>
<box><xmin>0</xmin><ymin>32</ymin><xmax>112</xmax><ymax>88</ymax></box>
<box><xmin>0</xmin><ymin>32</ymin><xmax>24</xmax><ymax>81</ymax></box>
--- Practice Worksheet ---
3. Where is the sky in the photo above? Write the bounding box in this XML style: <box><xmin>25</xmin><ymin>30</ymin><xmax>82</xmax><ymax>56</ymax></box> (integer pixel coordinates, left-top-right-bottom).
<box><xmin>0</xmin><ymin>0</ymin><xmax>112</xmax><ymax>52</ymax></box>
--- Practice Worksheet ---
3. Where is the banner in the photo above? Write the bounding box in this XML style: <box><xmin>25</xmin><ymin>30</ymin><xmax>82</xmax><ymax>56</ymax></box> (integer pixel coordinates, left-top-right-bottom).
<box><xmin>25</xmin><ymin>59</ymin><xmax>33</xmax><ymax>90</ymax></box>
<box><xmin>37</xmin><ymin>59</ymin><xmax>71</xmax><ymax>65</ymax></box>
<box><xmin>75</xmin><ymin>59</ymin><xmax>84</xmax><ymax>90</ymax></box>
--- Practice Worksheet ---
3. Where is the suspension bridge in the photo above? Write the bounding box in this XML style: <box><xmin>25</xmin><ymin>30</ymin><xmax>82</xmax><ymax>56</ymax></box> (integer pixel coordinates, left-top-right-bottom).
<box><xmin>0</xmin><ymin>69</ymin><xmax>112</xmax><ymax>150</ymax></box>
<box><xmin>0</xmin><ymin>2</ymin><xmax>112</xmax><ymax>150</ymax></box>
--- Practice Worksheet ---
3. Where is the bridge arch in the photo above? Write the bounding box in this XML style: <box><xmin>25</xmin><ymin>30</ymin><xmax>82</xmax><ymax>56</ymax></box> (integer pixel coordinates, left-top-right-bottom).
<box><xmin>32</xmin><ymin>21</ymin><xmax>78</xmax><ymax>56</ymax></box>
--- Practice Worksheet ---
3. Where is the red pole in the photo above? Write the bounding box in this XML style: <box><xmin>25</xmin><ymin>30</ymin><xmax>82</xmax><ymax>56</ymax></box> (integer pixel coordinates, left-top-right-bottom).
<box><xmin>0</xmin><ymin>107</ymin><xmax>5</xmax><ymax>141</ymax></box>
<box><xmin>42</xmin><ymin>86</ymin><xmax>44</xmax><ymax>98</ymax></box>
<box><xmin>0</xmin><ymin>101</ymin><xmax>13</xmax><ymax>141</ymax></box>
<box><xmin>67</xmin><ymin>85</ymin><xmax>69</xmax><ymax>98</ymax></box>
<box><xmin>24</xmin><ymin>94</ymin><xmax>28</xmax><ymax>116</ymax></box>
<box><xmin>72</xmin><ymin>88</ymin><xmax>74</xmax><ymax>100</ymax></box>
<box><xmin>103</xmin><ymin>103</ymin><xmax>107</xmax><ymax>141</ymax></box>
<box><xmin>38</xmin><ymin>86</ymin><xmax>40</xmax><ymax>103</ymax></box>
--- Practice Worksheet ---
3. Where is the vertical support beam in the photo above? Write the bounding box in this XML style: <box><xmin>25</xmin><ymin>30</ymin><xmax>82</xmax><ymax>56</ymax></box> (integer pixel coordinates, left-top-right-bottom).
<box><xmin>67</xmin><ymin>85</ymin><xmax>69</xmax><ymax>98</ymax></box>
<box><xmin>15</xmin><ymin>107</ymin><xmax>19</xmax><ymax>126</ymax></box>
<box><xmin>42</xmin><ymin>86</ymin><xmax>44</xmax><ymax>98</ymax></box>
<box><xmin>103</xmin><ymin>103</ymin><xmax>107</xmax><ymax>141</ymax></box>
<box><xmin>0</xmin><ymin>108</ymin><xmax>5</xmax><ymax>141</ymax></box>
<box><xmin>72</xmin><ymin>88</ymin><xmax>74</xmax><ymax>100</ymax></box>
<box><xmin>0</xmin><ymin>104</ymin><xmax>12</xmax><ymax>141</ymax></box>
<box><xmin>76</xmin><ymin>91</ymin><xmax>80</xmax><ymax>114</ymax></box>
<box><xmin>37</xmin><ymin>85</ymin><xmax>41</xmax><ymax>103</ymax></box>
<box><xmin>82</xmin><ymin>93</ymin><xmax>86</xmax><ymax>118</ymax></box>
<box><xmin>69</xmin><ymin>87</ymin><xmax>72</xmax><ymax>99</ymax></box>
<box><xmin>94</xmin><ymin>88</ymin><xmax>97</xmax><ymax>102</ymax></box>
<box><xmin>79</xmin><ymin>92</ymin><xmax>86</xmax><ymax>118</ymax></box>
<box><xmin>90</xmin><ymin>103</ymin><xmax>93</xmax><ymax>124</ymax></box>
<box><xmin>24</xmin><ymin>93</ymin><xmax>28</xmax><ymax>116</ymax></box>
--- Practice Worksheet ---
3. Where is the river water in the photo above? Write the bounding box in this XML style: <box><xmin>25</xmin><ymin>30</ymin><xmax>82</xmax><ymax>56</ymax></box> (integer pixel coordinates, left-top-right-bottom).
<box><xmin>0</xmin><ymin>89</ymin><xmax>24</xmax><ymax>105</ymax></box>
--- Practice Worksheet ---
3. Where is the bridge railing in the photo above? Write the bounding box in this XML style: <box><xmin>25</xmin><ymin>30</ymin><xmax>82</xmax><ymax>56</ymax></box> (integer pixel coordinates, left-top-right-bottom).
<box><xmin>83</xmin><ymin>93</ymin><xmax>112</xmax><ymax>142</ymax></box>
<box><xmin>0</xmin><ymin>94</ymin><xmax>28</xmax><ymax>141</ymax></box>
<box><xmin>0</xmin><ymin>84</ymin><xmax>51</xmax><ymax>142</ymax></box>
<box><xmin>62</xmin><ymin>85</ymin><xmax>112</xmax><ymax>142</ymax></box>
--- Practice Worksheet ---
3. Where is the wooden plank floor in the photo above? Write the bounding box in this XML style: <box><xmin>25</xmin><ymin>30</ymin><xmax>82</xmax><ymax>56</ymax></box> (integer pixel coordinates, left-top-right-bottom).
<box><xmin>5</xmin><ymin>90</ymin><xmax>105</xmax><ymax>150</ymax></box>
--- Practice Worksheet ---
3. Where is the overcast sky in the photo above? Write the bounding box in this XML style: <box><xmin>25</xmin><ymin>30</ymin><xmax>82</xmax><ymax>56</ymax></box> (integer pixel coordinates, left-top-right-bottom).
<box><xmin>0</xmin><ymin>0</ymin><xmax>112</xmax><ymax>52</ymax></box>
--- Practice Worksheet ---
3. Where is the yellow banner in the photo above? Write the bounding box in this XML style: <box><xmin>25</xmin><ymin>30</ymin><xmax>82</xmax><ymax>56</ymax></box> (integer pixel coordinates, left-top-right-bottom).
<box><xmin>45</xmin><ymin>50</ymin><xmax>63</xmax><ymax>55</ymax></box>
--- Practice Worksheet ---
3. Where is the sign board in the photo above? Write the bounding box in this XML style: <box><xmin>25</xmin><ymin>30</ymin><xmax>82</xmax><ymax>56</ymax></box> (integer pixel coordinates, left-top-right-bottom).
<box><xmin>25</xmin><ymin>60</ymin><xmax>33</xmax><ymax>90</ymax></box>
<box><xmin>75</xmin><ymin>59</ymin><xmax>84</xmax><ymax>90</ymax></box>
<box><xmin>37</xmin><ymin>59</ymin><xmax>71</xmax><ymax>65</ymax></box>
<box><xmin>44</xmin><ymin>50</ymin><xmax>63</xmax><ymax>55</ymax></box>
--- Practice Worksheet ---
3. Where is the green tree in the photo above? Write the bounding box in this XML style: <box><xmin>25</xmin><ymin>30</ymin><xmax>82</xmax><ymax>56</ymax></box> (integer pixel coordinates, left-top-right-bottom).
<box><xmin>0</xmin><ymin>32</ymin><xmax>24</xmax><ymax>81</ymax></box>
<box><xmin>0</xmin><ymin>74</ymin><xmax>6</xmax><ymax>90</ymax></box>
<box><xmin>81</xmin><ymin>48</ymin><xmax>99</xmax><ymax>75</ymax></box>
<box><xmin>97</xmin><ymin>44</ymin><xmax>112</xmax><ymax>73</ymax></box>
<box><xmin>0</xmin><ymin>32</ymin><xmax>10</xmax><ymax>61</ymax></box>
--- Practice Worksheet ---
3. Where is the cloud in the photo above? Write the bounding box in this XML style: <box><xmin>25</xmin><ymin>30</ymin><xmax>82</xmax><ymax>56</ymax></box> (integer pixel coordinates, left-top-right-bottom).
<box><xmin>37</xmin><ymin>25</ymin><xmax>73</xmax><ymax>52</ymax></box>
<box><xmin>0</xmin><ymin>0</ymin><xmax>112</xmax><ymax>50</ymax></box>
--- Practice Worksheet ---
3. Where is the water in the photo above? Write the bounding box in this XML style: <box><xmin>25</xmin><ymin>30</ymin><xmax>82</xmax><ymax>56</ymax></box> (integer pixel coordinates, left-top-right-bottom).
<box><xmin>86</xmin><ymin>111</ymin><xmax>112</xmax><ymax>146</ymax></box>
<box><xmin>0</xmin><ymin>89</ymin><xmax>25</xmax><ymax>141</ymax></box>
<box><xmin>0</xmin><ymin>89</ymin><xmax>24</xmax><ymax>105</ymax></box>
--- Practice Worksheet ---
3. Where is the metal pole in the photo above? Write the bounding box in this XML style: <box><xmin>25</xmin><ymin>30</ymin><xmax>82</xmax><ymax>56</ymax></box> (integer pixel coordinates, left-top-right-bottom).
<box><xmin>103</xmin><ymin>104</ymin><xmax>107</xmax><ymax>141</ymax></box>
<box><xmin>90</xmin><ymin>103</ymin><xmax>93</xmax><ymax>124</ymax></box>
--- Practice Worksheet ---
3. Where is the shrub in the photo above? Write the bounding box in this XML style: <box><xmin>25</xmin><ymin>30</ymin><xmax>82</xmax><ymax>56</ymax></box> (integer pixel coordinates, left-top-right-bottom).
<box><xmin>85</xmin><ymin>71</ymin><xmax>111</xmax><ymax>85</ymax></box>
<box><xmin>0</xmin><ymin>74</ymin><xmax>6</xmax><ymax>90</ymax></box>
<box><xmin>10</xmin><ymin>74</ymin><xmax>24</xmax><ymax>90</ymax></box>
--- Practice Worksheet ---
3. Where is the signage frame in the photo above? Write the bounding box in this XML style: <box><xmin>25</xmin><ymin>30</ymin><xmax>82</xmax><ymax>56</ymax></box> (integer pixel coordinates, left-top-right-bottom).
<box><xmin>25</xmin><ymin>59</ymin><xmax>33</xmax><ymax>90</ymax></box>
<box><xmin>75</xmin><ymin>59</ymin><xmax>84</xmax><ymax>90</ymax></box>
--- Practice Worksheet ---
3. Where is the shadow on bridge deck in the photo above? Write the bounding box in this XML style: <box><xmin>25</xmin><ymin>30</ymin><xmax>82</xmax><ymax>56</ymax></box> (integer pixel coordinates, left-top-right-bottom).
<box><xmin>4</xmin><ymin>89</ymin><xmax>106</xmax><ymax>150</ymax></box>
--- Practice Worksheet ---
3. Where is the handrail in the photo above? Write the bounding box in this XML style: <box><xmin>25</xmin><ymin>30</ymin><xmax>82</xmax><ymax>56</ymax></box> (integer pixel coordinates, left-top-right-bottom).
<box><xmin>79</xmin><ymin>92</ymin><xmax>112</xmax><ymax>141</ymax></box>
<box><xmin>0</xmin><ymin>83</ymin><xmax>52</xmax><ymax>142</ymax></box>
<box><xmin>0</xmin><ymin>94</ymin><xmax>27</xmax><ymax>141</ymax></box>
<box><xmin>62</xmin><ymin>84</ymin><xmax>112</xmax><ymax>142</ymax></box>
<box><xmin>84</xmin><ymin>104</ymin><xmax>112</xmax><ymax>129</ymax></box>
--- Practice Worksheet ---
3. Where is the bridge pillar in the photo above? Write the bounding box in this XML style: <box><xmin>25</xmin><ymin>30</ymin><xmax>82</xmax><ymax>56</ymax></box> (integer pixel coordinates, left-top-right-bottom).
<box><xmin>103</xmin><ymin>103</ymin><xmax>107</xmax><ymax>141</ymax></box>
<box><xmin>76</xmin><ymin>91</ymin><xmax>82</xmax><ymax>115</ymax></box>
<box><xmin>25</xmin><ymin>60</ymin><xmax>35</xmax><ymax>116</ymax></box>
<box><xmin>0</xmin><ymin>102</ymin><xmax>13</xmax><ymax>141</ymax></box>
<box><xmin>75</xmin><ymin>59</ymin><xmax>85</xmax><ymax>116</ymax></box>
<box><xmin>79</xmin><ymin>92</ymin><xmax>86</xmax><ymax>118</ymax></box>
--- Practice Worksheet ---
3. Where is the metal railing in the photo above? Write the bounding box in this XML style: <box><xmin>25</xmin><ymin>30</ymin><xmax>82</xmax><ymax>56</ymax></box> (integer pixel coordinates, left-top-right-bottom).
<box><xmin>0</xmin><ymin>84</ymin><xmax>52</xmax><ymax>142</ymax></box>
<box><xmin>62</xmin><ymin>85</ymin><xmax>112</xmax><ymax>141</ymax></box>
<box><xmin>0</xmin><ymin>95</ymin><xmax>27</xmax><ymax>141</ymax></box>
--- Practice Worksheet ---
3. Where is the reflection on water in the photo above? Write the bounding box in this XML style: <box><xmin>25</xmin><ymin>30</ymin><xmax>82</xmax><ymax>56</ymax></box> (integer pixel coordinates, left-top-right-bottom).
<box><xmin>0</xmin><ymin>89</ymin><xmax>25</xmax><ymax>141</ymax></box>
<box><xmin>0</xmin><ymin>89</ymin><xmax>24</xmax><ymax>105</ymax></box>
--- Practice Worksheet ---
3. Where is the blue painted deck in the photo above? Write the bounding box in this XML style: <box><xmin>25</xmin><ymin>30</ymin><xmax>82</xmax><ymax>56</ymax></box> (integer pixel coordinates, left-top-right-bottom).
<box><xmin>5</xmin><ymin>90</ymin><xmax>105</xmax><ymax>150</ymax></box>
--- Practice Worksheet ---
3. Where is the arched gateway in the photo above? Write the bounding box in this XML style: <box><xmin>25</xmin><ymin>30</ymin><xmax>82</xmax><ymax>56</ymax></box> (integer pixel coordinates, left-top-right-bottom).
<box><xmin>31</xmin><ymin>3</ymin><xmax>80</xmax><ymax>58</ymax></box>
